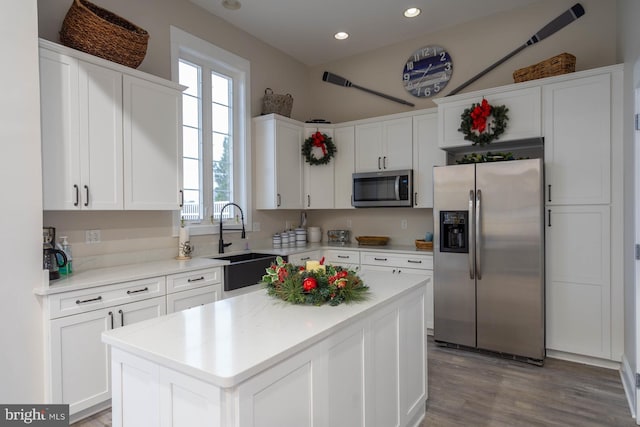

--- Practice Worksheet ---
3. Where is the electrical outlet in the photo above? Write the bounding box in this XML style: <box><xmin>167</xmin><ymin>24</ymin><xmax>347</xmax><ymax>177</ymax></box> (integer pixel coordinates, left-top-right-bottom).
<box><xmin>401</xmin><ymin>219</ymin><xmax>408</xmax><ymax>230</ymax></box>
<box><xmin>85</xmin><ymin>229</ymin><xmax>101</xmax><ymax>244</ymax></box>
<box><xmin>253</xmin><ymin>222</ymin><xmax>261</xmax><ymax>232</ymax></box>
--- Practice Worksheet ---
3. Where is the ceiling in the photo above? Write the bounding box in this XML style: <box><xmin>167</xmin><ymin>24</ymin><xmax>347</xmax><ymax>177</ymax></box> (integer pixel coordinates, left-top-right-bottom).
<box><xmin>190</xmin><ymin>0</ymin><xmax>541</xmax><ymax>66</ymax></box>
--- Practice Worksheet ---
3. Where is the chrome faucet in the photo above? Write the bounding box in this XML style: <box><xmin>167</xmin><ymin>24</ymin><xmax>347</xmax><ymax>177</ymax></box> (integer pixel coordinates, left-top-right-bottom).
<box><xmin>218</xmin><ymin>202</ymin><xmax>246</xmax><ymax>253</ymax></box>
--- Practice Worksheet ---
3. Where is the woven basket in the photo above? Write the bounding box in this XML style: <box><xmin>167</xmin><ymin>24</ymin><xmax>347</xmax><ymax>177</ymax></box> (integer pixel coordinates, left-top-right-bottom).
<box><xmin>513</xmin><ymin>53</ymin><xmax>576</xmax><ymax>83</ymax></box>
<box><xmin>261</xmin><ymin>88</ymin><xmax>293</xmax><ymax>117</ymax></box>
<box><xmin>415</xmin><ymin>240</ymin><xmax>433</xmax><ymax>250</ymax></box>
<box><xmin>59</xmin><ymin>0</ymin><xmax>149</xmax><ymax>68</ymax></box>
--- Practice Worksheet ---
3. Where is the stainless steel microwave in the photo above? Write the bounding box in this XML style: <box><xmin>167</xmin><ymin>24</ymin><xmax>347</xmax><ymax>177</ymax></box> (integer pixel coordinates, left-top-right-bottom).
<box><xmin>352</xmin><ymin>169</ymin><xmax>413</xmax><ymax>207</ymax></box>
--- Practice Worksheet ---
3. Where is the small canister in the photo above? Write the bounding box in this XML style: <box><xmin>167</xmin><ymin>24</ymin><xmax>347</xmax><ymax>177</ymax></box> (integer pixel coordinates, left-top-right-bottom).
<box><xmin>295</xmin><ymin>228</ymin><xmax>307</xmax><ymax>246</ymax></box>
<box><xmin>308</xmin><ymin>226</ymin><xmax>322</xmax><ymax>243</ymax></box>
<box><xmin>281</xmin><ymin>232</ymin><xmax>290</xmax><ymax>245</ymax></box>
<box><xmin>272</xmin><ymin>233</ymin><xmax>282</xmax><ymax>248</ymax></box>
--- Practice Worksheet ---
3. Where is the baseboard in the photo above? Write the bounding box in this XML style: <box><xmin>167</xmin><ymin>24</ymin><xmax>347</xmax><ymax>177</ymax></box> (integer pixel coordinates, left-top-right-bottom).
<box><xmin>546</xmin><ymin>349</ymin><xmax>621</xmax><ymax>370</ymax></box>
<box><xmin>621</xmin><ymin>354</ymin><xmax>637</xmax><ymax>420</ymax></box>
<box><xmin>69</xmin><ymin>400</ymin><xmax>111</xmax><ymax>425</ymax></box>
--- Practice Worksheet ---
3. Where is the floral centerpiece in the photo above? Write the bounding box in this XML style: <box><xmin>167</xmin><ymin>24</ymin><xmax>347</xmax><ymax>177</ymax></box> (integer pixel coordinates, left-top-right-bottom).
<box><xmin>262</xmin><ymin>256</ymin><xmax>369</xmax><ymax>306</ymax></box>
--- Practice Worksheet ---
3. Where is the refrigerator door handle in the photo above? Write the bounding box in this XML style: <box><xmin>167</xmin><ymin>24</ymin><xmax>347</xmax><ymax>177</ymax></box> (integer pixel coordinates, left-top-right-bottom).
<box><xmin>469</xmin><ymin>190</ymin><xmax>475</xmax><ymax>280</ymax></box>
<box><xmin>476</xmin><ymin>189</ymin><xmax>482</xmax><ymax>280</ymax></box>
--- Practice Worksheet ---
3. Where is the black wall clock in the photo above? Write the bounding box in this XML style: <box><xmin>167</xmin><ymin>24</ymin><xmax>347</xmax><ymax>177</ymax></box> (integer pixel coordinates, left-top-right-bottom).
<box><xmin>402</xmin><ymin>45</ymin><xmax>453</xmax><ymax>98</ymax></box>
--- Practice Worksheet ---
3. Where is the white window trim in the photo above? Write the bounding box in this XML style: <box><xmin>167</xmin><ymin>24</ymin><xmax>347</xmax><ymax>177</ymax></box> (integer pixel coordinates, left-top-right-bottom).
<box><xmin>170</xmin><ymin>26</ymin><xmax>252</xmax><ymax>236</ymax></box>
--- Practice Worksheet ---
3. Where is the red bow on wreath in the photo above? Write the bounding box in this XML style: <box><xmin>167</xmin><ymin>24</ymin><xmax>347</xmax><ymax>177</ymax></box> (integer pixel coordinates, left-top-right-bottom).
<box><xmin>311</xmin><ymin>131</ymin><xmax>328</xmax><ymax>156</ymax></box>
<box><xmin>470</xmin><ymin>99</ymin><xmax>492</xmax><ymax>133</ymax></box>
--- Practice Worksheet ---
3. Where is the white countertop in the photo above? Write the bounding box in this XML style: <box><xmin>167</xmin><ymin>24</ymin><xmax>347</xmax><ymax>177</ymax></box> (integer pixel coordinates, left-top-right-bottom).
<box><xmin>102</xmin><ymin>271</ymin><xmax>428</xmax><ymax>388</ymax></box>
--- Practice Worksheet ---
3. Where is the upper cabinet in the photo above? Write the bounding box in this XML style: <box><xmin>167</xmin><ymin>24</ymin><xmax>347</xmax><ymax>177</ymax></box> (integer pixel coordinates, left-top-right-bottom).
<box><xmin>435</xmin><ymin>86</ymin><xmax>541</xmax><ymax>150</ymax></box>
<box><xmin>254</xmin><ymin>114</ymin><xmax>304</xmax><ymax>209</ymax></box>
<box><xmin>333</xmin><ymin>125</ymin><xmax>355</xmax><ymax>209</ymax></box>
<box><xmin>39</xmin><ymin>39</ymin><xmax>183</xmax><ymax>211</ymax></box>
<box><xmin>355</xmin><ymin>117</ymin><xmax>412</xmax><ymax>172</ymax></box>
<box><xmin>303</xmin><ymin>126</ymin><xmax>334</xmax><ymax>209</ymax></box>
<box><xmin>412</xmin><ymin>111</ymin><xmax>445</xmax><ymax>208</ymax></box>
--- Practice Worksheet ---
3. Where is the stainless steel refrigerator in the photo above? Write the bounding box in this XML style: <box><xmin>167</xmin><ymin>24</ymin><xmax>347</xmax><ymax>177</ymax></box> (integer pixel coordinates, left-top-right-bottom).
<box><xmin>433</xmin><ymin>158</ymin><xmax>545</xmax><ymax>363</ymax></box>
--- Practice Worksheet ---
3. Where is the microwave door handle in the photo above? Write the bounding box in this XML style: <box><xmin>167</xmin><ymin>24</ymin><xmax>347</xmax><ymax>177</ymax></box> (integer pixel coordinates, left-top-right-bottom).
<box><xmin>395</xmin><ymin>176</ymin><xmax>400</xmax><ymax>200</ymax></box>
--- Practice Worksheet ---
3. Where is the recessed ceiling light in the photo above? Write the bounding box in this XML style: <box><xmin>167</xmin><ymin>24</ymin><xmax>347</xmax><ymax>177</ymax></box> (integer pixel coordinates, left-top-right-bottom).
<box><xmin>404</xmin><ymin>7</ymin><xmax>421</xmax><ymax>18</ymax></box>
<box><xmin>334</xmin><ymin>32</ymin><xmax>349</xmax><ymax>40</ymax></box>
<box><xmin>222</xmin><ymin>0</ymin><xmax>241</xmax><ymax>10</ymax></box>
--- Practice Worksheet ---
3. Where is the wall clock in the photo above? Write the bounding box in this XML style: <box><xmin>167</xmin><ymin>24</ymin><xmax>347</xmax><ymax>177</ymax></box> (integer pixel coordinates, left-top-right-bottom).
<box><xmin>402</xmin><ymin>45</ymin><xmax>453</xmax><ymax>98</ymax></box>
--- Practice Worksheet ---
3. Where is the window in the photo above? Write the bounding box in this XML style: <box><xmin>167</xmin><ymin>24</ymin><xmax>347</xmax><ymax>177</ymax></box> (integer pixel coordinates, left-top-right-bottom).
<box><xmin>170</xmin><ymin>27</ymin><xmax>251</xmax><ymax>235</ymax></box>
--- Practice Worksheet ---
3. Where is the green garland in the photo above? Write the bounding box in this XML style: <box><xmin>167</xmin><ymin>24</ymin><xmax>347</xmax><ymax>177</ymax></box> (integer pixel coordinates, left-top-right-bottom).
<box><xmin>458</xmin><ymin>100</ymin><xmax>509</xmax><ymax>146</ymax></box>
<box><xmin>301</xmin><ymin>131</ymin><xmax>337</xmax><ymax>165</ymax></box>
<box><xmin>262</xmin><ymin>256</ymin><xmax>369</xmax><ymax>306</ymax></box>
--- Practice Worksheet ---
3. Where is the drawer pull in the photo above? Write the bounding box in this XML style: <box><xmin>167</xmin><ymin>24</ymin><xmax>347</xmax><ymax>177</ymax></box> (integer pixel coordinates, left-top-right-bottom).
<box><xmin>188</xmin><ymin>276</ymin><xmax>205</xmax><ymax>283</ymax></box>
<box><xmin>127</xmin><ymin>287</ymin><xmax>149</xmax><ymax>295</ymax></box>
<box><xmin>300</xmin><ymin>257</ymin><xmax>311</xmax><ymax>261</ymax></box>
<box><xmin>108</xmin><ymin>311</ymin><xmax>114</xmax><ymax>329</ymax></box>
<box><xmin>119</xmin><ymin>309</ymin><xmax>124</xmax><ymax>326</ymax></box>
<box><xmin>337</xmin><ymin>255</ymin><xmax>350</xmax><ymax>259</ymax></box>
<box><xmin>374</xmin><ymin>257</ymin><xmax>388</xmax><ymax>261</ymax></box>
<box><xmin>76</xmin><ymin>296</ymin><xmax>102</xmax><ymax>304</ymax></box>
<box><xmin>407</xmin><ymin>260</ymin><xmax>423</xmax><ymax>264</ymax></box>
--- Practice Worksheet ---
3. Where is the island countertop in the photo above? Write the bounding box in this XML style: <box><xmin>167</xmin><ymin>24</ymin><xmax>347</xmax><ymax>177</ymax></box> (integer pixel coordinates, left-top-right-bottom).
<box><xmin>102</xmin><ymin>270</ymin><xmax>428</xmax><ymax>388</ymax></box>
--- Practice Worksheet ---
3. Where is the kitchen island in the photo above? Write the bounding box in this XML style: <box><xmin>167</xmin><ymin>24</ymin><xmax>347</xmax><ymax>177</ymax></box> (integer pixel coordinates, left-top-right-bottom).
<box><xmin>102</xmin><ymin>271</ymin><xmax>428</xmax><ymax>427</ymax></box>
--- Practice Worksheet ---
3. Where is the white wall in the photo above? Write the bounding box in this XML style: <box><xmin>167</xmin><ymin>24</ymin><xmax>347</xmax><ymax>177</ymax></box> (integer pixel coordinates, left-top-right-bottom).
<box><xmin>0</xmin><ymin>0</ymin><xmax>45</xmax><ymax>403</ymax></box>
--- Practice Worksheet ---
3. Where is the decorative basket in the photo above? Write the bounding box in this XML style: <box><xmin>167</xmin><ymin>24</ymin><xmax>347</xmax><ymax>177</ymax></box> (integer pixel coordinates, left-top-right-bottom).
<box><xmin>355</xmin><ymin>236</ymin><xmax>390</xmax><ymax>246</ymax></box>
<box><xmin>261</xmin><ymin>88</ymin><xmax>294</xmax><ymax>117</ymax></box>
<box><xmin>513</xmin><ymin>53</ymin><xmax>576</xmax><ymax>83</ymax></box>
<box><xmin>59</xmin><ymin>0</ymin><xmax>149</xmax><ymax>68</ymax></box>
<box><xmin>415</xmin><ymin>240</ymin><xmax>433</xmax><ymax>250</ymax></box>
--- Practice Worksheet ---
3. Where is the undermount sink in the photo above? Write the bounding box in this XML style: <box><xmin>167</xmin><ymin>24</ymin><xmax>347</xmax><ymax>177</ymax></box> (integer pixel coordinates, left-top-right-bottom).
<box><xmin>211</xmin><ymin>252</ymin><xmax>280</xmax><ymax>291</ymax></box>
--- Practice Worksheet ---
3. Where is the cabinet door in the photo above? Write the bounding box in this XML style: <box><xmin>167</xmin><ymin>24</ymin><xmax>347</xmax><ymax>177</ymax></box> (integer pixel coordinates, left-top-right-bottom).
<box><xmin>545</xmin><ymin>205</ymin><xmax>611</xmax><ymax>359</ymax></box>
<box><xmin>544</xmin><ymin>74</ymin><xmax>611</xmax><ymax>205</ymax></box>
<box><xmin>123</xmin><ymin>75</ymin><xmax>182</xmax><ymax>210</ymax></box>
<box><xmin>40</xmin><ymin>48</ymin><xmax>81</xmax><ymax>210</ymax></box>
<box><xmin>355</xmin><ymin>122</ymin><xmax>384</xmax><ymax>172</ymax></box>
<box><xmin>116</xmin><ymin>296</ymin><xmax>167</xmax><ymax>328</ymax></box>
<box><xmin>303</xmin><ymin>127</ymin><xmax>334</xmax><ymax>209</ymax></box>
<box><xmin>78</xmin><ymin>61</ymin><xmax>123</xmax><ymax>209</ymax></box>
<box><xmin>50</xmin><ymin>308</ymin><xmax>112</xmax><ymax>414</ymax></box>
<box><xmin>413</xmin><ymin>112</ymin><xmax>445</xmax><ymax>208</ymax></box>
<box><xmin>275</xmin><ymin>120</ymin><xmax>304</xmax><ymax>209</ymax></box>
<box><xmin>167</xmin><ymin>285</ymin><xmax>221</xmax><ymax>314</ymax></box>
<box><xmin>383</xmin><ymin>117</ymin><xmax>413</xmax><ymax>170</ymax></box>
<box><xmin>424</xmin><ymin>270</ymin><xmax>434</xmax><ymax>331</ymax></box>
<box><xmin>333</xmin><ymin>126</ymin><xmax>355</xmax><ymax>209</ymax></box>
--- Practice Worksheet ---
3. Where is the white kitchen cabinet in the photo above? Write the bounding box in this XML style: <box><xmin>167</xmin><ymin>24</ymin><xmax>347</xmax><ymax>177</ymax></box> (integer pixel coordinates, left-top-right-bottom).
<box><xmin>40</xmin><ymin>48</ymin><xmax>123</xmax><ymax>210</ymax></box>
<box><xmin>123</xmin><ymin>75</ymin><xmax>183</xmax><ymax>210</ymax></box>
<box><xmin>254</xmin><ymin>114</ymin><xmax>304</xmax><ymax>209</ymax></box>
<box><xmin>355</xmin><ymin>116</ymin><xmax>413</xmax><ymax>172</ymax></box>
<box><xmin>412</xmin><ymin>110</ymin><xmax>446</xmax><ymax>208</ymax></box>
<box><xmin>323</xmin><ymin>248</ymin><xmax>360</xmax><ymax>270</ymax></box>
<box><xmin>545</xmin><ymin>205</ymin><xmax>611</xmax><ymax>359</ymax></box>
<box><xmin>49</xmin><ymin>295</ymin><xmax>165</xmax><ymax>417</ymax></box>
<box><xmin>39</xmin><ymin>39</ymin><xmax>183</xmax><ymax>211</ymax></box>
<box><xmin>359</xmin><ymin>251</ymin><xmax>434</xmax><ymax>330</ymax></box>
<box><xmin>333</xmin><ymin>125</ymin><xmax>356</xmax><ymax>209</ymax></box>
<box><xmin>166</xmin><ymin>267</ymin><xmax>222</xmax><ymax>313</ymax></box>
<box><xmin>303</xmin><ymin>126</ymin><xmax>334</xmax><ymax>209</ymax></box>
<box><xmin>436</xmin><ymin>86</ymin><xmax>541</xmax><ymax>149</ymax></box>
<box><xmin>288</xmin><ymin>250</ymin><xmax>323</xmax><ymax>266</ymax></box>
<box><xmin>543</xmin><ymin>73</ymin><xmax>613</xmax><ymax>205</ymax></box>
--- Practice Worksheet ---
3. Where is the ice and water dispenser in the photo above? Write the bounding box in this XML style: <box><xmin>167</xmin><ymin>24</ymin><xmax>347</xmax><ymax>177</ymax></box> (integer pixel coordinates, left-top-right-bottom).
<box><xmin>439</xmin><ymin>211</ymin><xmax>468</xmax><ymax>253</ymax></box>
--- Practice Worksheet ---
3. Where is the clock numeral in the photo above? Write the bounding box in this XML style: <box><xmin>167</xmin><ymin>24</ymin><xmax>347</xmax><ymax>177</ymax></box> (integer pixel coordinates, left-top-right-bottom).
<box><xmin>440</xmin><ymin>52</ymin><xmax>447</xmax><ymax>61</ymax></box>
<box><xmin>403</xmin><ymin>73</ymin><xmax>410</xmax><ymax>82</ymax></box>
<box><xmin>422</xmin><ymin>47</ymin><xmax>430</xmax><ymax>57</ymax></box>
<box><xmin>406</xmin><ymin>61</ymin><xmax>414</xmax><ymax>71</ymax></box>
<box><xmin>434</xmin><ymin>83</ymin><xmax>441</xmax><ymax>93</ymax></box>
<box><xmin>445</xmin><ymin>61</ymin><xmax>452</xmax><ymax>71</ymax></box>
<box><xmin>425</xmin><ymin>88</ymin><xmax>431</xmax><ymax>97</ymax></box>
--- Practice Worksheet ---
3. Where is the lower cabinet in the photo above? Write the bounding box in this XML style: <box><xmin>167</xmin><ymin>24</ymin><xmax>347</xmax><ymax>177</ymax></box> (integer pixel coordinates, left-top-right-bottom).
<box><xmin>323</xmin><ymin>248</ymin><xmax>360</xmax><ymax>270</ymax></box>
<box><xmin>165</xmin><ymin>267</ymin><xmax>223</xmax><ymax>314</ymax></box>
<box><xmin>167</xmin><ymin>285</ymin><xmax>220</xmax><ymax>313</ymax></box>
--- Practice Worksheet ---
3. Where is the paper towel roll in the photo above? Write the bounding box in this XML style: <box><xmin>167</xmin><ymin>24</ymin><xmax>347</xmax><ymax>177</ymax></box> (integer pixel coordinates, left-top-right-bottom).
<box><xmin>178</xmin><ymin>227</ymin><xmax>191</xmax><ymax>259</ymax></box>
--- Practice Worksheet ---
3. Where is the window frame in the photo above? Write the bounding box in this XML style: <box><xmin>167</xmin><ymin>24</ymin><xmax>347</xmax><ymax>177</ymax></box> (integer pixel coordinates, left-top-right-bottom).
<box><xmin>170</xmin><ymin>26</ymin><xmax>252</xmax><ymax>236</ymax></box>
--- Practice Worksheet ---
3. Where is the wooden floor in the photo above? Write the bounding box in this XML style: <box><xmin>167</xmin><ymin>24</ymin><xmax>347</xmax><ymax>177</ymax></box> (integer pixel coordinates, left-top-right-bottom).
<box><xmin>73</xmin><ymin>338</ymin><xmax>635</xmax><ymax>427</ymax></box>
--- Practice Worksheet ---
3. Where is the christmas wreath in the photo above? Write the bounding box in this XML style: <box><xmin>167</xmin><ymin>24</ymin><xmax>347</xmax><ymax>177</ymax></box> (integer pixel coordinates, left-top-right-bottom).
<box><xmin>458</xmin><ymin>99</ymin><xmax>509</xmax><ymax>146</ymax></box>
<box><xmin>302</xmin><ymin>131</ymin><xmax>337</xmax><ymax>165</ymax></box>
<box><xmin>262</xmin><ymin>256</ymin><xmax>369</xmax><ymax>306</ymax></box>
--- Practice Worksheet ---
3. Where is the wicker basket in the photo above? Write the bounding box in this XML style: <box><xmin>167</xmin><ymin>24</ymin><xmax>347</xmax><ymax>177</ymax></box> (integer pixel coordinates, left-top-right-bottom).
<box><xmin>355</xmin><ymin>236</ymin><xmax>390</xmax><ymax>246</ymax></box>
<box><xmin>59</xmin><ymin>0</ymin><xmax>149</xmax><ymax>68</ymax></box>
<box><xmin>261</xmin><ymin>88</ymin><xmax>294</xmax><ymax>117</ymax></box>
<box><xmin>415</xmin><ymin>240</ymin><xmax>433</xmax><ymax>250</ymax></box>
<box><xmin>513</xmin><ymin>53</ymin><xmax>576</xmax><ymax>83</ymax></box>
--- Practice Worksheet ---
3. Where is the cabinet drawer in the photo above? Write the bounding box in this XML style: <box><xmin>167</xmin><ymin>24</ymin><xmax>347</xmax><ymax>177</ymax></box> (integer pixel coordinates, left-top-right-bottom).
<box><xmin>360</xmin><ymin>252</ymin><xmax>432</xmax><ymax>270</ymax></box>
<box><xmin>48</xmin><ymin>276</ymin><xmax>166</xmax><ymax>319</ymax></box>
<box><xmin>166</xmin><ymin>268</ymin><xmax>222</xmax><ymax>294</ymax></box>
<box><xmin>324</xmin><ymin>249</ymin><xmax>360</xmax><ymax>266</ymax></box>
<box><xmin>288</xmin><ymin>250</ymin><xmax>323</xmax><ymax>265</ymax></box>
<box><xmin>166</xmin><ymin>284</ymin><xmax>221</xmax><ymax>314</ymax></box>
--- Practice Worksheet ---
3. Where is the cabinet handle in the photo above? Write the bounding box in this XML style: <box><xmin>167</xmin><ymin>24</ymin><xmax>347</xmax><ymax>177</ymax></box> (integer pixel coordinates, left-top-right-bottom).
<box><xmin>374</xmin><ymin>257</ymin><xmax>388</xmax><ymax>261</ymax></box>
<box><xmin>73</xmin><ymin>184</ymin><xmax>79</xmax><ymax>207</ymax></box>
<box><xmin>188</xmin><ymin>276</ymin><xmax>205</xmax><ymax>283</ymax></box>
<box><xmin>337</xmin><ymin>255</ymin><xmax>350</xmax><ymax>259</ymax></box>
<box><xmin>127</xmin><ymin>286</ymin><xmax>149</xmax><ymax>295</ymax></box>
<box><xmin>397</xmin><ymin>269</ymin><xmax>402</xmax><ymax>274</ymax></box>
<box><xmin>84</xmin><ymin>185</ymin><xmax>89</xmax><ymax>207</ymax></box>
<box><xmin>407</xmin><ymin>259</ymin><xmax>422</xmax><ymax>264</ymax></box>
<box><xmin>307</xmin><ymin>195</ymin><xmax>311</xmax><ymax>208</ymax></box>
<box><xmin>76</xmin><ymin>296</ymin><xmax>102</xmax><ymax>304</ymax></box>
<box><xmin>119</xmin><ymin>309</ymin><xmax>124</xmax><ymax>326</ymax></box>
<box><xmin>548</xmin><ymin>209</ymin><xmax>551</xmax><ymax>227</ymax></box>
<box><xmin>392</xmin><ymin>268</ymin><xmax>397</xmax><ymax>274</ymax></box>
<box><xmin>108</xmin><ymin>311</ymin><xmax>114</xmax><ymax>329</ymax></box>
<box><xmin>548</xmin><ymin>184</ymin><xmax>552</xmax><ymax>202</ymax></box>
<box><xmin>179</xmin><ymin>189</ymin><xmax>184</xmax><ymax>207</ymax></box>
<box><xmin>377</xmin><ymin>157</ymin><xmax>381</xmax><ymax>170</ymax></box>
<box><xmin>300</xmin><ymin>257</ymin><xmax>311</xmax><ymax>261</ymax></box>
<box><xmin>414</xmin><ymin>192</ymin><xmax>418</xmax><ymax>206</ymax></box>
<box><xmin>383</xmin><ymin>156</ymin><xmax>387</xmax><ymax>169</ymax></box>
<box><xmin>277</xmin><ymin>193</ymin><xmax>281</xmax><ymax>207</ymax></box>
